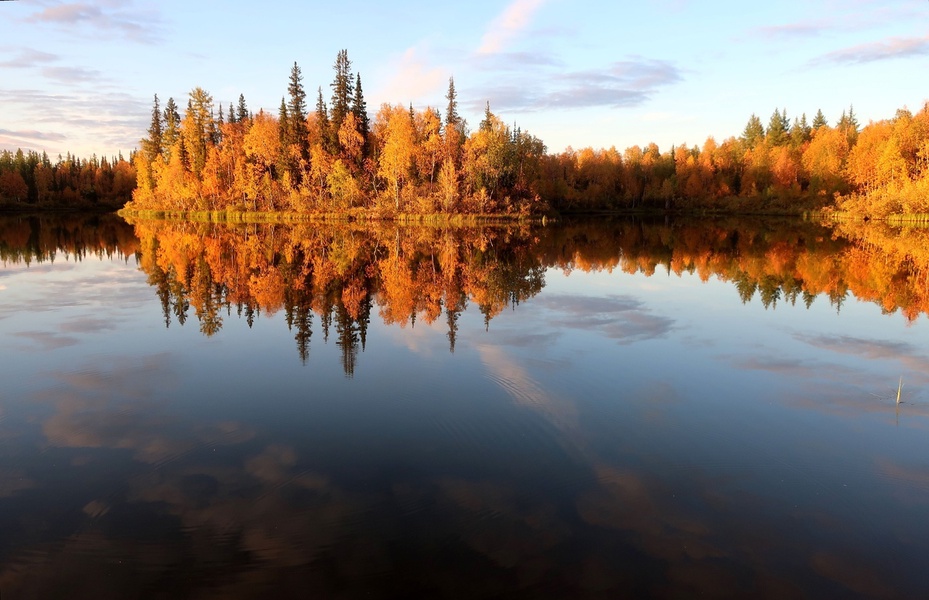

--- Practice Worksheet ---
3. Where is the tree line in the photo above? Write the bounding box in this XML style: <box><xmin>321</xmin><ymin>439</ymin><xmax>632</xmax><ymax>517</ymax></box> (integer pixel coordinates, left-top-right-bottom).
<box><xmin>129</xmin><ymin>50</ymin><xmax>546</xmax><ymax>217</ymax></box>
<box><xmin>4</xmin><ymin>49</ymin><xmax>929</xmax><ymax>218</ymax></box>
<box><xmin>0</xmin><ymin>149</ymin><xmax>135</xmax><ymax>209</ymax></box>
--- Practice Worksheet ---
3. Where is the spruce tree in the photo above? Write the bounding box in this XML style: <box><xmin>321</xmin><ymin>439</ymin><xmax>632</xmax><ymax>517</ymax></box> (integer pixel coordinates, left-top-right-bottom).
<box><xmin>145</xmin><ymin>93</ymin><xmax>163</xmax><ymax>160</ymax></box>
<box><xmin>352</xmin><ymin>73</ymin><xmax>369</xmax><ymax>149</ymax></box>
<box><xmin>287</xmin><ymin>62</ymin><xmax>308</xmax><ymax>158</ymax></box>
<box><xmin>812</xmin><ymin>109</ymin><xmax>828</xmax><ymax>130</ymax></box>
<box><xmin>279</xmin><ymin>97</ymin><xmax>290</xmax><ymax>145</ymax></box>
<box><xmin>316</xmin><ymin>87</ymin><xmax>331</xmax><ymax>151</ymax></box>
<box><xmin>789</xmin><ymin>114</ymin><xmax>811</xmax><ymax>147</ymax></box>
<box><xmin>236</xmin><ymin>94</ymin><xmax>248</xmax><ymax>123</ymax></box>
<box><xmin>329</xmin><ymin>49</ymin><xmax>354</xmax><ymax>131</ymax></box>
<box><xmin>227</xmin><ymin>102</ymin><xmax>235</xmax><ymax>125</ymax></box>
<box><xmin>445</xmin><ymin>77</ymin><xmax>460</xmax><ymax>128</ymax></box>
<box><xmin>163</xmin><ymin>97</ymin><xmax>181</xmax><ymax>155</ymax></box>
<box><xmin>740</xmin><ymin>114</ymin><xmax>764</xmax><ymax>147</ymax></box>
<box><xmin>766</xmin><ymin>108</ymin><xmax>789</xmax><ymax>146</ymax></box>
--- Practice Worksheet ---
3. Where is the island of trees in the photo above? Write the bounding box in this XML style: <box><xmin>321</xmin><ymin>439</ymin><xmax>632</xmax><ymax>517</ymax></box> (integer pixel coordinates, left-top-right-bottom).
<box><xmin>2</xmin><ymin>50</ymin><xmax>928</xmax><ymax>220</ymax></box>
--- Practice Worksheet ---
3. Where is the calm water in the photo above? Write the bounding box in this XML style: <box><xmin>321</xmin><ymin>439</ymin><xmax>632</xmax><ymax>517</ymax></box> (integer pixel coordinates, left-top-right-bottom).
<box><xmin>1</xmin><ymin>213</ymin><xmax>929</xmax><ymax>598</ymax></box>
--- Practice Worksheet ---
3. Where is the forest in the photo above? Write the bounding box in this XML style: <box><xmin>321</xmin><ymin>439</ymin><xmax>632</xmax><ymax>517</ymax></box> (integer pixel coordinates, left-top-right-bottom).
<box><xmin>2</xmin><ymin>50</ymin><xmax>928</xmax><ymax>219</ymax></box>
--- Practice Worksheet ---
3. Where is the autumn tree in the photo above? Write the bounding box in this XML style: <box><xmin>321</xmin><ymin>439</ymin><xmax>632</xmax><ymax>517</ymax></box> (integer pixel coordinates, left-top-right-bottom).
<box><xmin>376</xmin><ymin>104</ymin><xmax>416</xmax><ymax>210</ymax></box>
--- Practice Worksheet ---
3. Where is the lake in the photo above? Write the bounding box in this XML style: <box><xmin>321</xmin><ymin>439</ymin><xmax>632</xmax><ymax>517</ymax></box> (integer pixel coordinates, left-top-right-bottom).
<box><xmin>1</xmin><ymin>213</ymin><xmax>928</xmax><ymax>598</ymax></box>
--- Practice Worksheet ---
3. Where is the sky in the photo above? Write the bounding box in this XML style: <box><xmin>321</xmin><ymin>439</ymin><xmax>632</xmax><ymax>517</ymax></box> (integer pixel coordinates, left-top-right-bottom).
<box><xmin>1</xmin><ymin>0</ymin><xmax>928</xmax><ymax>159</ymax></box>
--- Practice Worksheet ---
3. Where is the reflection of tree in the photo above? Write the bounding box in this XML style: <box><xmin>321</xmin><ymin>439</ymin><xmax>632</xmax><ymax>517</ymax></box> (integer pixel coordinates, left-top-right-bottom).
<box><xmin>126</xmin><ymin>220</ymin><xmax>547</xmax><ymax>375</ymax></box>
<box><xmin>119</xmin><ymin>216</ymin><xmax>929</xmax><ymax>374</ymax></box>
<box><xmin>0</xmin><ymin>213</ymin><xmax>138</xmax><ymax>265</ymax></box>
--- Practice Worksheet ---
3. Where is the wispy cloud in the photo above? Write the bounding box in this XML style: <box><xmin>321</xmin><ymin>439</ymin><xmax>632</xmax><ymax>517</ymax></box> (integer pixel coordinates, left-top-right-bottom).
<box><xmin>26</xmin><ymin>1</ymin><xmax>165</xmax><ymax>44</ymax></box>
<box><xmin>41</xmin><ymin>66</ymin><xmax>105</xmax><ymax>85</ymax></box>
<box><xmin>816</xmin><ymin>35</ymin><xmax>929</xmax><ymax>65</ymax></box>
<box><xmin>0</xmin><ymin>48</ymin><xmax>59</xmax><ymax>69</ymax></box>
<box><xmin>0</xmin><ymin>128</ymin><xmax>67</xmax><ymax>142</ymax></box>
<box><xmin>754</xmin><ymin>22</ymin><xmax>826</xmax><ymax>39</ymax></box>
<box><xmin>376</xmin><ymin>46</ymin><xmax>447</xmax><ymax>105</ymax></box>
<box><xmin>468</xmin><ymin>57</ymin><xmax>682</xmax><ymax>112</ymax></box>
<box><xmin>477</xmin><ymin>0</ymin><xmax>548</xmax><ymax>55</ymax></box>
<box><xmin>0</xmin><ymin>88</ymin><xmax>148</xmax><ymax>153</ymax></box>
<box><xmin>534</xmin><ymin>294</ymin><xmax>675</xmax><ymax>344</ymax></box>
<box><xmin>797</xmin><ymin>334</ymin><xmax>929</xmax><ymax>383</ymax></box>
<box><xmin>13</xmin><ymin>330</ymin><xmax>80</xmax><ymax>351</ymax></box>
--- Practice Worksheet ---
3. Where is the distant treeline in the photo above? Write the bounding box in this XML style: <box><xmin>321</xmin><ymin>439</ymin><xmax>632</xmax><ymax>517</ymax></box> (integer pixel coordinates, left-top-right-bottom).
<box><xmin>5</xmin><ymin>49</ymin><xmax>929</xmax><ymax>218</ymax></box>
<box><xmin>0</xmin><ymin>149</ymin><xmax>135</xmax><ymax>209</ymax></box>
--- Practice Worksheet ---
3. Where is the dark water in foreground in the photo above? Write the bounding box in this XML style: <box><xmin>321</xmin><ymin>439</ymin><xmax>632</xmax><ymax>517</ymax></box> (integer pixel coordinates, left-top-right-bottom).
<box><xmin>2</xmin><ymin>214</ymin><xmax>929</xmax><ymax>598</ymax></box>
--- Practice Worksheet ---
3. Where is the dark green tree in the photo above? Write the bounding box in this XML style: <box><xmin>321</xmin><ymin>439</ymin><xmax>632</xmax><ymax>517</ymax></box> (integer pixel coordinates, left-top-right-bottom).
<box><xmin>279</xmin><ymin>97</ymin><xmax>290</xmax><ymax>145</ymax></box>
<box><xmin>445</xmin><ymin>77</ymin><xmax>460</xmax><ymax>128</ymax></box>
<box><xmin>812</xmin><ymin>108</ymin><xmax>828</xmax><ymax>130</ymax></box>
<box><xmin>352</xmin><ymin>72</ymin><xmax>369</xmax><ymax>150</ymax></box>
<box><xmin>837</xmin><ymin>105</ymin><xmax>859</xmax><ymax>144</ymax></box>
<box><xmin>143</xmin><ymin>94</ymin><xmax>163</xmax><ymax>160</ymax></box>
<box><xmin>315</xmin><ymin>87</ymin><xmax>331</xmax><ymax>151</ymax></box>
<box><xmin>287</xmin><ymin>61</ymin><xmax>309</xmax><ymax>160</ymax></box>
<box><xmin>740</xmin><ymin>114</ymin><xmax>765</xmax><ymax>147</ymax></box>
<box><xmin>329</xmin><ymin>49</ymin><xmax>354</xmax><ymax>132</ymax></box>
<box><xmin>163</xmin><ymin>97</ymin><xmax>181</xmax><ymax>155</ymax></box>
<box><xmin>236</xmin><ymin>93</ymin><xmax>249</xmax><ymax>123</ymax></box>
<box><xmin>789</xmin><ymin>113</ymin><xmax>811</xmax><ymax>147</ymax></box>
<box><xmin>766</xmin><ymin>108</ymin><xmax>789</xmax><ymax>146</ymax></box>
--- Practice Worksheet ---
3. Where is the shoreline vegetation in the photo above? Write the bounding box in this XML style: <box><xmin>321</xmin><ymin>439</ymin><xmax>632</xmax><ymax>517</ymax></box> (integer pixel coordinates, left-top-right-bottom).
<box><xmin>3</xmin><ymin>50</ymin><xmax>929</xmax><ymax>221</ymax></box>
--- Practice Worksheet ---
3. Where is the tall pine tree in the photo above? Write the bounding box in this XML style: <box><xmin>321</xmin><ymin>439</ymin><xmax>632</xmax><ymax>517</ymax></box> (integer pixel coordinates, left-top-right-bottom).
<box><xmin>445</xmin><ymin>77</ymin><xmax>459</xmax><ymax>128</ymax></box>
<box><xmin>287</xmin><ymin>61</ymin><xmax>309</xmax><ymax>160</ymax></box>
<box><xmin>330</xmin><ymin>49</ymin><xmax>354</xmax><ymax>133</ymax></box>
<box><xmin>163</xmin><ymin>97</ymin><xmax>181</xmax><ymax>156</ymax></box>
<box><xmin>812</xmin><ymin>109</ymin><xmax>828</xmax><ymax>130</ymax></box>
<box><xmin>316</xmin><ymin>87</ymin><xmax>332</xmax><ymax>152</ymax></box>
<box><xmin>352</xmin><ymin>72</ymin><xmax>369</xmax><ymax>152</ymax></box>
<box><xmin>144</xmin><ymin>94</ymin><xmax>163</xmax><ymax>160</ymax></box>
<box><xmin>236</xmin><ymin>94</ymin><xmax>249</xmax><ymax>123</ymax></box>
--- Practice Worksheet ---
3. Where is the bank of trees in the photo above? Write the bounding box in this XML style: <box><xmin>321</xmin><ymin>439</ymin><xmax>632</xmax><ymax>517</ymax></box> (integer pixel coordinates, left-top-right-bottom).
<box><xmin>6</xmin><ymin>48</ymin><xmax>929</xmax><ymax>218</ymax></box>
<box><xmin>0</xmin><ymin>149</ymin><xmax>135</xmax><ymax>208</ymax></box>
<box><xmin>129</xmin><ymin>51</ymin><xmax>547</xmax><ymax>217</ymax></box>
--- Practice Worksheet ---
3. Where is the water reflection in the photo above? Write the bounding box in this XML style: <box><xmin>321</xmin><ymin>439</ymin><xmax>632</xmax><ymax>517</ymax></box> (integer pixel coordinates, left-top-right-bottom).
<box><xmin>1</xmin><ymin>214</ymin><xmax>929</xmax><ymax>598</ymax></box>
<box><xmin>118</xmin><ymin>216</ymin><xmax>928</xmax><ymax>374</ymax></box>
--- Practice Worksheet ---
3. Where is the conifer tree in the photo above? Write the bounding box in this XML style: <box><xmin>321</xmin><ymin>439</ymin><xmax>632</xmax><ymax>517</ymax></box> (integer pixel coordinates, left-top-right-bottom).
<box><xmin>812</xmin><ymin>109</ymin><xmax>828</xmax><ymax>130</ymax></box>
<box><xmin>789</xmin><ymin>114</ymin><xmax>811</xmax><ymax>147</ymax></box>
<box><xmin>287</xmin><ymin>62</ymin><xmax>309</xmax><ymax>159</ymax></box>
<box><xmin>330</xmin><ymin>49</ymin><xmax>354</xmax><ymax>132</ymax></box>
<box><xmin>228</xmin><ymin>102</ymin><xmax>236</xmax><ymax>125</ymax></box>
<box><xmin>766</xmin><ymin>108</ymin><xmax>789</xmax><ymax>146</ymax></box>
<box><xmin>316</xmin><ymin>87</ymin><xmax>331</xmax><ymax>151</ymax></box>
<box><xmin>236</xmin><ymin>94</ymin><xmax>249</xmax><ymax>123</ymax></box>
<box><xmin>163</xmin><ymin>97</ymin><xmax>181</xmax><ymax>155</ymax></box>
<box><xmin>144</xmin><ymin>94</ymin><xmax>163</xmax><ymax>160</ymax></box>
<box><xmin>352</xmin><ymin>73</ymin><xmax>369</xmax><ymax>149</ymax></box>
<box><xmin>445</xmin><ymin>77</ymin><xmax>460</xmax><ymax>128</ymax></box>
<box><xmin>279</xmin><ymin>98</ymin><xmax>290</xmax><ymax>145</ymax></box>
<box><xmin>740</xmin><ymin>114</ymin><xmax>765</xmax><ymax>147</ymax></box>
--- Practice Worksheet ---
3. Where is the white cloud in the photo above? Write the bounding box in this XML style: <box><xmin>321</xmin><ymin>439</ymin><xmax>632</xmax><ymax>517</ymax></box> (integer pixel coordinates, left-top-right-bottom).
<box><xmin>477</xmin><ymin>0</ymin><xmax>548</xmax><ymax>55</ymax></box>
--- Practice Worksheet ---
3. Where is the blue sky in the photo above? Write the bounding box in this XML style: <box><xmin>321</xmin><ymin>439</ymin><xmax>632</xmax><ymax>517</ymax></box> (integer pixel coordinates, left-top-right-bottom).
<box><xmin>1</xmin><ymin>0</ymin><xmax>927</xmax><ymax>158</ymax></box>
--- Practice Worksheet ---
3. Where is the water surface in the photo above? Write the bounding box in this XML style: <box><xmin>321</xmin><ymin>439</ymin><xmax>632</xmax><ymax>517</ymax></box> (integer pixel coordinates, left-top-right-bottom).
<box><xmin>1</xmin><ymin>214</ymin><xmax>928</xmax><ymax>598</ymax></box>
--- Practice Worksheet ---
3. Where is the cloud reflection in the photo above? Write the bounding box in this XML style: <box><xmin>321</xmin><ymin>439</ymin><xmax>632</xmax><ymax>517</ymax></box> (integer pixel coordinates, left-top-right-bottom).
<box><xmin>537</xmin><ymin>294</ymin><xmax>675</xmax><ymax>344</ymax></box>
